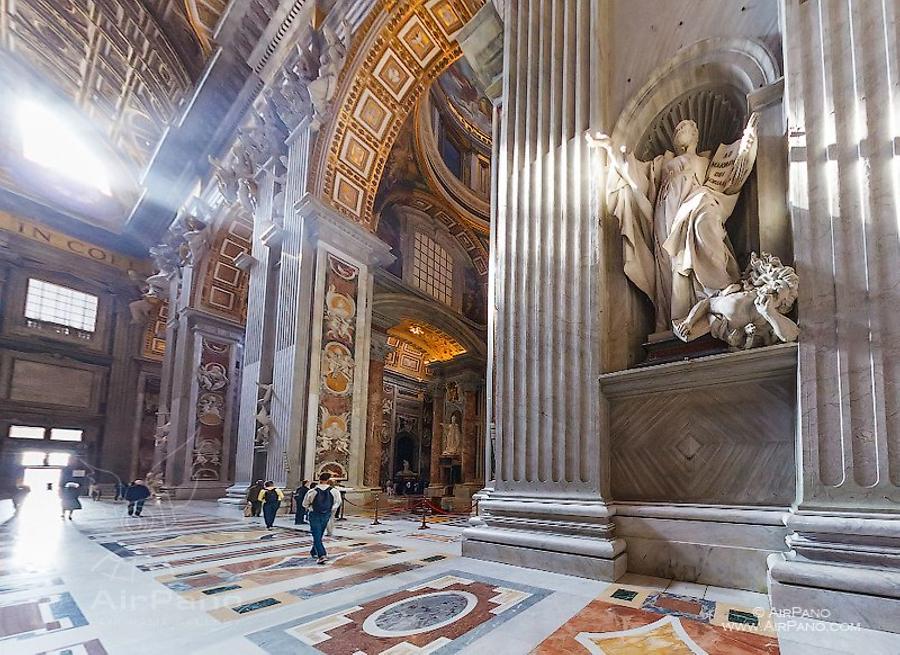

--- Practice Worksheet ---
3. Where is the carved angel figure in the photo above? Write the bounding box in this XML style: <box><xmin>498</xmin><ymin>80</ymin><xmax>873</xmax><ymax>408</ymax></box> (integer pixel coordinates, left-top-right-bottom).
<box><xmin>255</xmin><ymin>383</ymin><xmax>274</xmax><ymax>447</ymax></box>
<box><xmin>322</xmin><ymin>346</ymin><xmax>354</xmax><ymax>380</ymax></box>
<box><xmin>308</xmin><ymin>22</ymin><xmax>350</xmax><ymax>126</ymax></box>
<box><xmin>180</xmin><ymin>215</ymin><xmax>210</xmax><ymax>265</ymax></box>
<box><xmin>673</xmin><ymin>252</ymin><xmax>799</xmax><ymax>349</ymax></box>
<box><xmin>154</xmin><ymin>420</ymin><xmax>170</xmax><ymax>448</ymax></box>
<box><xmin>192</xmin><ymin>438</ymin><xmax>222</xmax><ymax>470</ymax></box>
<box><xmin>129</xmin><ymin>296</ymin><xmax>161</xmax><ymax>324</ymax></box>
<box><xmin>587</xmin><ymin>113</ymin><xmax>759</xmax><ymax>332</ymax></box>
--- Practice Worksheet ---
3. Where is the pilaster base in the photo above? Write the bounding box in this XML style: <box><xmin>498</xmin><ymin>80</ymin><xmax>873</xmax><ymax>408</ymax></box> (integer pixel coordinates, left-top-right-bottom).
<box><xmin>614</xmin><ymin>503</ymin><xmax>789</xmax><ymax>592</ymax></box>
<box><xmin>218</xmin><ymin>483</ymin><xmax>250</xmax><ymax>508</ymax></box>
<box><xmin>462</xmin><ymin>495</ymin><xmax>627</xmax><ymax>581</ymax></box>
<box><xmin>767</xmin><ymin>510</ymin><xmax>900</xmax><ymax>634</ymax></box>
<box><xmin>463</xmin><ymin>536</ymin><xmax>627</xmax><ymax>580</ymax></box>
<box><xmin>161</xmin><ymin>483</ymin><xmax>230</xmax><ymax>501</ymax></box>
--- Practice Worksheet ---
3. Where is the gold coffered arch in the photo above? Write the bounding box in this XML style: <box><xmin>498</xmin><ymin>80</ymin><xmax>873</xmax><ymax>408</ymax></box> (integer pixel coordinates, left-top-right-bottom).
<box><xmin>310</xmin><ymin>0</ymin><xmax>481</xmax><ymax>230</ymax></box>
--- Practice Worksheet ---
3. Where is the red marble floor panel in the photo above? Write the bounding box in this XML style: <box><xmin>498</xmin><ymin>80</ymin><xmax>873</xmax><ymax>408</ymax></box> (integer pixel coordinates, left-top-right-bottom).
<box><xmin>532</xmin><ymin>598</ymin><xmax>779</xmax><ymax>655</ymax></box>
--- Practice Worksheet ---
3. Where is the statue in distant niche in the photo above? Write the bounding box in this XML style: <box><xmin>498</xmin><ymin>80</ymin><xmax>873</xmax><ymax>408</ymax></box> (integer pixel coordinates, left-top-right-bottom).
<box><xmin>441</xmin><ymin>415</ymin><xmax>462</xmax><ymax>455</ymax></box>
<box><xmin>255</xmin><ymin>383</ymin><xmax>274</xmax><ymax>448</ymax></box>
<box><xmin>586</xmin><ymin>113</ymin><xmax>760</xmax><ymax>336</ymax></box>
<box><xmin>674</xmin><ymin>252</ymin><xmax>799</xmax><ymax>350</ymax></box>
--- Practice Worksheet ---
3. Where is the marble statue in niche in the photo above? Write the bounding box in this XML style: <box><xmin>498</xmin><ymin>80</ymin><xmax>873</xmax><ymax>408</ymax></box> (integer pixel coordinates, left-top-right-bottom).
<box><xmin>442</xmin><ymin>414</ymin><xmax>462</xmax><ymax>455</ymax></box>
<box><xmin>674</xmin><ymin>252</ymin><xmax>799</xmax><ymax>349</ymax></box>
<box><xmin>587</xmin><ymin>113</ymin><xmax>768</xmax><ymax>346</ymax></box>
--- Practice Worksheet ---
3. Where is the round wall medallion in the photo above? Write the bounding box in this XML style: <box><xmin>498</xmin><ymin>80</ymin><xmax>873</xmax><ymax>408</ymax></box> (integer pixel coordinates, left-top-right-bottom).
<box><xmin>361</xmin><ymin>591</ymin><xmax>478</xmax><ymax>638</ymax></box>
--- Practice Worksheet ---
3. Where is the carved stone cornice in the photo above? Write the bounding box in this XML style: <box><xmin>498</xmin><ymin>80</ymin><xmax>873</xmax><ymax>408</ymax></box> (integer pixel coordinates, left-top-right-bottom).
<box><xmin>370</xmin><ymin>329</ymin><xmax>393</xmax><ymax>361</ymax></box>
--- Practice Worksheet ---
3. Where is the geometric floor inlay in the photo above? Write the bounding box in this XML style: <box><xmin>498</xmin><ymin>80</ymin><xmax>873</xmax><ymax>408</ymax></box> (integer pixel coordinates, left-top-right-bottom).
<box><xmin>246</xmin><ymin>570</ymin><xmax>551</xmax><ymax>654</ymax></box>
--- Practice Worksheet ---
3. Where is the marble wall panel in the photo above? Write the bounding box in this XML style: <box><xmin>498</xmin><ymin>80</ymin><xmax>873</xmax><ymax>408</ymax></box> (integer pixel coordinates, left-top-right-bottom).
<box><xmin>604</xmin><ymin>349</ymin><xmax>796</xmax><ymax>506</ymax></box>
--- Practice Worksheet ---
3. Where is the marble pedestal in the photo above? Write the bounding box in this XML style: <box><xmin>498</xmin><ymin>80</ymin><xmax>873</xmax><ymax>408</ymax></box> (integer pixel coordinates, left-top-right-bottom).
<box><xmin>768</xmin><ymin>511</ymin><xmax>900</xmax><ymax>633</ymax></box>
<box><xmin>463</xmin><ymin>497</ymin><xmax>627</xmax><ymax>580</ymax></box>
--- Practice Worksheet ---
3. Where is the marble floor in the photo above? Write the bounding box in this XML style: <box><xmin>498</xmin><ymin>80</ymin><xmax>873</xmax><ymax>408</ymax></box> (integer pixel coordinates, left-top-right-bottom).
<box><xmin>1</xmin><ymin>491</ymin><xmax>898</xmax><ymax>655</ymax></box>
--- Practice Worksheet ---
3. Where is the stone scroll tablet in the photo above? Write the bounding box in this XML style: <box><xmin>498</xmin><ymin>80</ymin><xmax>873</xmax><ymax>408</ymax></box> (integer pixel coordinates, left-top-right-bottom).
<box><xmin>704</xmin><ymin>140</ymin><xmax>741</xmax><ymax>193</ymax></box>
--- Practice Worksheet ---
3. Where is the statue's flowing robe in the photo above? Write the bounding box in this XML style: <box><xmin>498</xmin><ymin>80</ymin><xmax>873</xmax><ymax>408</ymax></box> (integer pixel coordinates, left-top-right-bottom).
<box><xmin>662</xmin><ymin>186</ymin><xmax>741</xmax><ymax>320</ymax></box>
<box><xmin>606</xmin><ymin>151</ymin><xmax>708</xmax><ymax>331</ymax></box>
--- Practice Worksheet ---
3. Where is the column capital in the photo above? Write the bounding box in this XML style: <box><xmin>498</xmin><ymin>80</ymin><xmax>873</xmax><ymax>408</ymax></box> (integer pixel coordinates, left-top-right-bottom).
<box><xmin>370</xmin><ymin>330</ymin><xmax>393</xmax><ymax>361</ymax></box>
<box><xmin>456</xmin><ymin>373</ymin><xmax>484</xmax><ymax>394</ymax></box>
<box><xmin>296</xmin><ymin>194</ymin><xmax>395</xmax><ymax>268</ymax></box>
<box><xmin>428</xmin><ymin>380</ymin><xmax>447</xmax><ymax>398</ymax></box>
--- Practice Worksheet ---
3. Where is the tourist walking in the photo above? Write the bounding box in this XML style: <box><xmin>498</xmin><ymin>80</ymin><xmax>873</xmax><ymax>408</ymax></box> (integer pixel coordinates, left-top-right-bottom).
<box><xmin>293</xmin><ymin>480</ymin><xmax>310</xmax><ymax>525</ymax></box>
<box><xmin>302</xmin><ymin>472</ymin><xmax>342</xmax><ymax>564</ymax></box>
<box><xmin>60</xmin><ymin>482</ymin><xmax>82</xmax><ymax>520</ymax></box>
<box><xmin>12</xmin><ymin>484</ymin><xmax>30</xmax><ymax>513</ymax></box>
<box><xmin>89</xmin><ymin>481</ymin><xmax>101</xmax><ymax>501</ymax></box>
<box><xmin>113</xmin><ymin>480</ymin><xmax>126</xmax><ymax>501</ymax></box>
<box><xmin>259</xmin><ymin>481</ymin><xmax>284</xmax><ymax>529</ymax></box>
<box><xmin>124</xmin><ymin>479</ymin><xmax>151</xmax><ymax>517</ymax></box>
<box><xmin>246</xmin><ymin>480</ymin><xmax>264</xmax><ymax>518</ymax></box>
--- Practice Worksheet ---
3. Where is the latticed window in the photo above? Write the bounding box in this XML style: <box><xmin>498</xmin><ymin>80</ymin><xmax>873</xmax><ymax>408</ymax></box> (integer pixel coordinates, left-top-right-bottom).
<box><xmin>25</xmin><ymin>279</ymin><xmax>98</xmax><ymax>333</ymax></box>
<box><xmin>412</xmin><ymin>232</ymin><xmax>453</xmax><ymax>306</ymax></box>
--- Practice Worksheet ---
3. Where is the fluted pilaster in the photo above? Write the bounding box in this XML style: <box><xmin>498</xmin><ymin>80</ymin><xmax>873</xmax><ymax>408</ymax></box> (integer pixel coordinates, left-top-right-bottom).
<box><xmin>768</xmin><ymin>0</ymin><xmax>900</xmax><ymax>633</ymax></box>
<box><xmin>462</xmin><ymin>0</ymin><xmax>624</xmax><ymax>580</ymax></box>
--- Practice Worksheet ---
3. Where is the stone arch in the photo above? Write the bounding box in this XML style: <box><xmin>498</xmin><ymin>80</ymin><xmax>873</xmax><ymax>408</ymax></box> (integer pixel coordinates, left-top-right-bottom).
<box><xmin>373</xmin><ymin>292</ymin><xmax>486</xmax><ymax>359</ymax></box>
<box><xmin>610</xmin><ymin>37</ymin><xmax>780</xmax><ymax>150</ymax></box>
<box><xmin>308</xmin><ymin>0</ymin><xmax>480</xmax><ymax>230</ymax></box>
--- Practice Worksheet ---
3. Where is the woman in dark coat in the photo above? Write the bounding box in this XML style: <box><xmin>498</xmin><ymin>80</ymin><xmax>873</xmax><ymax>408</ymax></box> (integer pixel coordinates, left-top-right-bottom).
<box><xmin>60</xmin><ymin>482</ymin><xmax>82</xmax><ymax>520</ymax></box>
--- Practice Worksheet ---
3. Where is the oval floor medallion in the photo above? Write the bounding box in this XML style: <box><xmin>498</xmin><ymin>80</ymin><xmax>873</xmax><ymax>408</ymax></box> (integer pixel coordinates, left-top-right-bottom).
<box><xmin>361</xmin><ymin>591</ymin><xmax>478</xmax><ymax>637</ymax></box>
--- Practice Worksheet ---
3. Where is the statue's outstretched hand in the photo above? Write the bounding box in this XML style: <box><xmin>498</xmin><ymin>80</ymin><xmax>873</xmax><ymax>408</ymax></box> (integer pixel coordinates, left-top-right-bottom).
<box><xmin>585</xmin><ymin>131</ymin><xmax>613</xmax><ymax>152</ymax></box>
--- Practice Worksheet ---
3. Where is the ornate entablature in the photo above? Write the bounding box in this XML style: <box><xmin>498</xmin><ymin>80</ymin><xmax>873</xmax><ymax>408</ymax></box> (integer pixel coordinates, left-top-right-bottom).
<box><xmin>312</xmin><ymin>0</ymin><xmax>478</xmax><ymax>229</ymax></box>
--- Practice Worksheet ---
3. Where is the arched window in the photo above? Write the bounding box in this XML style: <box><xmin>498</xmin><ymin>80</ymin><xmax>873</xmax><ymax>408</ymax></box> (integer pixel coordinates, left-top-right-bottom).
<box><xmin>412</xmin><ymin>232</ymin><xmax>453</xmax><ymax>306</ymax></box>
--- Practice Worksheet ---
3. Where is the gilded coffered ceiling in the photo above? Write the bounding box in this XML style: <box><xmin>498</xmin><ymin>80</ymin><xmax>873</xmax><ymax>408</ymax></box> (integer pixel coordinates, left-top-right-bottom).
<box><xmin>312</xmin><ymin>0</ymin><xmax>481</xmax><ymax>230</ymax></box>
<box><xmin>0</xmin><ymin>0</ymin><xmax>230</xmax><ymax>238</ymax></box>
<box><xmin>0</xmin><ymin>0</ymin><xmax>220</xmax><ymax>175</ymax></box>
<box><xmin>389</xmin><ymin>317</ymin><xmax>467</xmax><ymax>363</ymax></box>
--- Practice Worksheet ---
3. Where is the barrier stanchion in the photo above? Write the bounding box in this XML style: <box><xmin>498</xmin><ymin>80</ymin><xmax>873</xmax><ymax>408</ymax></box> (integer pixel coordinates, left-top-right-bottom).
<box><xmin>418</xmin><ymin>499</ymin><xmax>430</xmax><ymax>530</ymax></box>
<box><xmin>371</xmin><ymin>493</ymin><xmax>382</xmax><ymax>526</ymax></box>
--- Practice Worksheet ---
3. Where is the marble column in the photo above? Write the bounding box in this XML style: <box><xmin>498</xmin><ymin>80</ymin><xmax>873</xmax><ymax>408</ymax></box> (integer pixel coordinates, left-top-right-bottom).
<box><xmin>426</xmin><ymin>383</ymin><xmax>446</xmax><ymax>495</ymax></box>
<box><xmin>266</xmin><ymin>120</ymin><xmax>317</xmax><ymax>488</ymax></box>
<box><xmin>461</xmin><ymin>0</ymin><xmax>626</xmax><ymax>580</ymax></box>
<box><xmin>767</xmin><ymin>0</ymin><xmax>900</xmax><ymax>633</ymax></box>
<box><xmin>363</xmin><ymin>329</ymin><xmax>392</xmax><ymax>488</ymax></box>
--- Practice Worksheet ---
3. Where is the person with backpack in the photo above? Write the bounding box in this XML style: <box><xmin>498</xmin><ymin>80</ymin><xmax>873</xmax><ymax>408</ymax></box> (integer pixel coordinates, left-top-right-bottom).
<box><xmin>124</xmin><ymin>480</ymin><xmax>151</xmax><ymax>517</ymax></box>
<box><xmin>293</xmin><ymin>480</ymin><xmax>311</xmax><ymax>525</ymax></box>
<box><xmin>258</xmin><ymin>481</ymin><xmax>284</xmax><ymax>529</ymax></box>
<box><xmin>302</xmin><ymin>472</ymin><xmax>342</xmax><ymax>564</ymax></box>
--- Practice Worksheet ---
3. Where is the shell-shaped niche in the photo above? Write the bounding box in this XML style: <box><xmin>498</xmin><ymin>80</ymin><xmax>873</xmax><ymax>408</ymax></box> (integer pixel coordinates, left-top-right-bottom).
<box><xmin>637</xmin><ymin>85</ymin><xmax>747</xmax><ymax>160</ymax></box>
